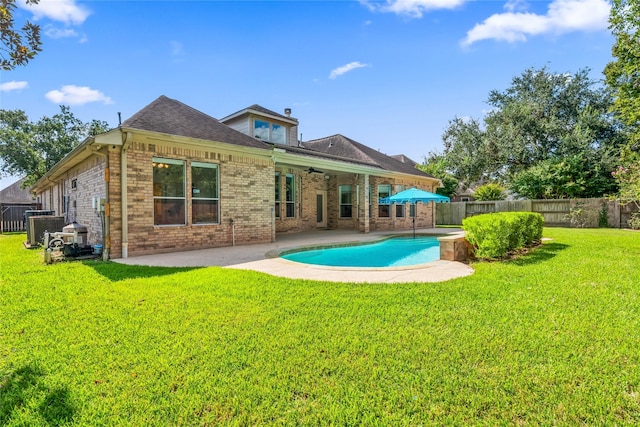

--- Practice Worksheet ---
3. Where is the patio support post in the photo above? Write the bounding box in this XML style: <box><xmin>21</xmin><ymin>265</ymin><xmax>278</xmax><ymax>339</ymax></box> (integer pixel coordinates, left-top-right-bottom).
<box><xmin>358</xmin><ymin>174</ymin><xmax>370</xmax><ymax>233</ymax></box>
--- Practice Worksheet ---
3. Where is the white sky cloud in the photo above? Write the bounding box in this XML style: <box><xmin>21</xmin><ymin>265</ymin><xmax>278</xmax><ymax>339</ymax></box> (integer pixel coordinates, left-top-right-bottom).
<box><xmin>462</xmin><ymin>0</ymin><xmax>610</xmax><ymax>46</ymax></box>
<box><xmin>44</xmin><ymin>25</ymin><xmax>78</xmax><ymax>39</ymax></box>
<box><xmin>45</xmin><ymin>85</ymin><xmax>113</xmax><ymax>106</ymax></box>
<box><xmin>329</xmin><ymin>61</ymin><xmax>369</xmax><ymax>79</ymax></box>
<box><xmin>19</xmin><ymin>0</ymin><xmax>90</xmax><ymax>25</ymax></box>
<box><xmin>0</xmin><ymin>81</ymin><xmax>29</xmax><ymax>92</ymax></box>
<box><xmin>360</xmin><ymin>0</ymin><xmax>467</xmax><ymax>18</ymax></box>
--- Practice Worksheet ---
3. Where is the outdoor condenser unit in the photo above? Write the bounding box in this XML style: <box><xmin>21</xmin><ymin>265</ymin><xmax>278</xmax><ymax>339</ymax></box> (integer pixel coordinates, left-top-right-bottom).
<box><xmin>28</xmin><ymin>216</ymin><xmax>65</xmax><ymax>246</ymax></box>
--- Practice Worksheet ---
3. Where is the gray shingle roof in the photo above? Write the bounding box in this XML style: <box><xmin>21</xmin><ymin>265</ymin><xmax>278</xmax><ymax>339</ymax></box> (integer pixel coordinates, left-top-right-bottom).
<box><xmin>303</xmin><ymin>135</ymin><xmax>433</xmax><ymax>178</ymax></box>
<box><xmin>0</xmin><ymin>179</ymin><xmax>34</xmax><ymax>203</ymax></box>
<box><xmin>122</xmin><ymin>96</ymin><xmax>269</xmax><ymax>149</ymax></box>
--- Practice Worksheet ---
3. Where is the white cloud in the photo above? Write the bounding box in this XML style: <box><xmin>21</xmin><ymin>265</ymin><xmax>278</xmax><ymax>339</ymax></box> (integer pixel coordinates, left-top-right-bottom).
<box><xmin>329</xmin><ymin>61</ymin><xmax>369</xmax><ymax>79</ymax></box>
<box><xmin>504</xmin><ymin>0</ymin><xmax>528</xmax><ymax>13</ymax></box>
<box><xmin>45</xmin><ymin>85</ymin><xmax>113</xmax><ymax>106</ymax></box>
<box><xmin>19</xmin><ymin>0</ymin><xmax>90</xmax><ymax>25</ymax></box>
<box><xmin>0</xmin><ymin>81</ymin><xmax>29</xmax><ymax>92</ymax></box>
<box><xmin>44</xmin><ymin>25</ymin><xmax>78</xmax><ymax>39</ymax></box>
<box><xmin>462</xmin><ymin>0</ymin><xmax>610</xmax><ymax>46</ymax></box>
<box><xmin>360</xmin><ymin>0</ymin><xmax>467</xmax><ymax>18</ymax></box>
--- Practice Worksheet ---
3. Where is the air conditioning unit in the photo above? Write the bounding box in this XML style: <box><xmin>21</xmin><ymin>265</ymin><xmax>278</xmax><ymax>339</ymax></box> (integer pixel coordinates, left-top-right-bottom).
<box><xmin>28</xmin><ymin>216</ymin><xmax>65</xmax><ymax>246</ymax></box>
<box><xmin>24</xmin><ymin>210</ymin><xmax>55</xmax><ymax>240</ymax></box>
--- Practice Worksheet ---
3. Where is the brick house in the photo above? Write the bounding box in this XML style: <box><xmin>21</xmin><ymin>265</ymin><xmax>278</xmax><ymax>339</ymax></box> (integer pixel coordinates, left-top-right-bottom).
<box><xmin>31</xmin><ymin>96</ymin><xmax>440</xmax><ymax>259</ymax></box>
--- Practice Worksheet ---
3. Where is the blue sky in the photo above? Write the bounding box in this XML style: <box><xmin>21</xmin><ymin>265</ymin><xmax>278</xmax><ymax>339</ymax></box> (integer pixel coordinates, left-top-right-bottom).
<box><xmin>1</xmin><ymin>0</ymin><xmax>614</xmax><ymax>190</ymax></box>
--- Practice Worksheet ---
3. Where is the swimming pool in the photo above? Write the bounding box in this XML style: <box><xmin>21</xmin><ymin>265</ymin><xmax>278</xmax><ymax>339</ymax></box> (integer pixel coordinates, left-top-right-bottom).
<box><xmin>281</xmin><ymin>236</ymin><xmax>440</xmax><ymax>268</ymax></box>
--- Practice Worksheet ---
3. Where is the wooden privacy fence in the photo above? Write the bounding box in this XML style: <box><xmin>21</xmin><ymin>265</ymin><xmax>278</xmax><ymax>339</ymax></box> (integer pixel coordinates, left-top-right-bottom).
<box><xmin>0</xmin><ymin>204</ymin><xmax>40</xmax><ymax>233</ymax></box>
<box><xmin>436</xmin><ymin>198</ymin><xmax>639</xmax><ymax>228</ymax></box>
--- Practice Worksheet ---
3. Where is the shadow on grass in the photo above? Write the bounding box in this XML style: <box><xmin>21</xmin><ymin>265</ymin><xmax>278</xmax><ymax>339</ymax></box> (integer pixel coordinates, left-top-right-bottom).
<box><xmin>507</xmin><ymin>242</ymin><xmax>569</xmax><ymax>267</ymax></box>
<box><xmin>0</xmin><ymin>365</ymin><xmax>75</xmax><ymax>426</ymax></box>
<box><xmin>85</xmin><ymin>260</ymin><xmax>201</xmax><ymax>282</ymax></box>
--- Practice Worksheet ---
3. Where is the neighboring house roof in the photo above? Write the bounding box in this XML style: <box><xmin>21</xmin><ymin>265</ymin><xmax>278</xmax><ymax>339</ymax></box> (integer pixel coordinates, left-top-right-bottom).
<box><xmin>390</xmin><ymin>154</ymin><xmax>418</xmax><ymax>167</ymax></box>
<box><xmin>0</xmin><ymin>179</ymin><xmax>34</xmax><ymax>203</ymax></box>
<box><xmin>122</xmin><ymin>96</ymin><xmax>269</xmax><ymax>149</ymax></box>
<box><xmin>302</xmin><ymin>135</ymin><xmax>433</xmax><ymax>179</ymax></box>
<box><xmin>220</xmin><ymin>104</ymin><xmax>298</xmax><ymax>125</ymax></box>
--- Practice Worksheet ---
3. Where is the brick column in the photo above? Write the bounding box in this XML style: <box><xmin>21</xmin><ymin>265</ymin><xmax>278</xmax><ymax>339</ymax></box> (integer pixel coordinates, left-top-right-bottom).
<box><xmin>358</xmin><ymin>174</ymin><xmax>370</xmax><ymax>233</ymax></box>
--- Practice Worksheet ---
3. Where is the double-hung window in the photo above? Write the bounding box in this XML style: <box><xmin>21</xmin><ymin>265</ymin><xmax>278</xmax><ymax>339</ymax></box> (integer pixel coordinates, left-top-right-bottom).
<box><xmin>153</xmin><ymin>158</ymin><xmax>186</xmax><ymax>225</ymax></box>
<box><xmin>409</xmin><ymin>204</ymin><xmax>416</xmax><ymax>218</ymax></box>
<box><xmin>191</xmin><ymin>162</ymin><xmax>219</xmax><ymax>224</ymax></box>
<box><xmin>378</xmin><ymin>184</ymin><xmax>391</xmax><ymax>218</ymax></box>
<box><xmin>339</xmin><ymin>185</ymin><xmax>352</xmax><ymax>218</ymax></box>
<box><xmin>285</xmin><ymin>174</ymin><xmax>295</xmax><ymax>218</ymax></box>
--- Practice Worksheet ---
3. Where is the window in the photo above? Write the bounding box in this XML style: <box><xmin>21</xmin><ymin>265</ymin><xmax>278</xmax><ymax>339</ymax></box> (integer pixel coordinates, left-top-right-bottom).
<box><xmin>71</xmin><ymin>179</ymin><xmax>77</xmax><ymax>190</ymax></box>
<box><xmin>254</xmin><ymin>119</ymin><xmax>286</xmax><ymax>144</ymax></box>
<box><xmin>410</xmin><ymin>204</ymin><xmax>416</xmax><ymax>218</ymax></box>
<box><xmin>275</xmin><ymin>173</ymin><xmax>281</xmax><ymax>218</ymax></box>
<box><xmin>396</xmin><ymin>204</ymin><xmax>405</xmax><ymax>218</ymax></box>
<box><xmin>153</xmin><ymin>158</ymin><xmax>185</xmax><ymax>225</ymax></box>
<box><xmin>378</xmin><ymin>184</ymin><xmax>391</xmax><ymax>218</ymax></box>
<box><xmin>339</xmin><ymin>185</ymin><xmax>352</xmax><ymax>218</ymax></box>
<box><xmin>285</xmin><ymin>174</ymin><xmax>295</xmax><ymax>218</ymax></box>
<box><xmin>191</xmin><ymin>162</ymin><xmax>219</xmax><ymax>224</ymax></box>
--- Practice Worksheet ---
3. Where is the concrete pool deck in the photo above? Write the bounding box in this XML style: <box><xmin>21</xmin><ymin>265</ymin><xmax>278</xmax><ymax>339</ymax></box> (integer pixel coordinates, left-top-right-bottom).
<box><xmin>112</xmin><ymin>228</ymin><xmax>475</xmax><ymax>283</ymax></box>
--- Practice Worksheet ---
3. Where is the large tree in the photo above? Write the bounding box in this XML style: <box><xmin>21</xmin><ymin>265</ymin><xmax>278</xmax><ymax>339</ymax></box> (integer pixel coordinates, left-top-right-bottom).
<box><xmin>437</xmin><ymin>66</ymin><xmax>624</xmax><ymax>198</ymax></box>
<box><xmin>604</xmin><ymin>0</ymin><xmax>640</xmax><ymax>157</ymax></box>
<box><xmin>0</xmin><ymin>106</ymin><xmax>110</xmax><ymax>186</ymax></box>
<box><xmin>417</xmin><ymin>152</ymin><xmax>459</xmax><ymax>198</ymax></box>
<box><xmin>0</xmin><ymin>0</ymin><xmax>41</xmax><ymax>70</ymax></box>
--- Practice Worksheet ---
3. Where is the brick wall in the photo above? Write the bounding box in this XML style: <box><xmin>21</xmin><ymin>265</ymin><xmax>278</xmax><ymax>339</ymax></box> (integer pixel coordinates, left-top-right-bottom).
<box><xmin>109</xmin><ymin>138</ymin><xmax>274</xmax><ymax>257</ymax></box>
<box><xmin>62</xmin><ymin>156</ymin><xmax>107</xmax><ymax>246</ymax></box>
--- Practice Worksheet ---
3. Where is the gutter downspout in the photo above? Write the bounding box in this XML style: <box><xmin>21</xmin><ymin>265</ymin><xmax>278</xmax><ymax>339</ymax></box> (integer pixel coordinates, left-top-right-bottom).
<box><xmin>90</xmin><ymin>145</ymin><xmax>110</xmax><ymax>261</ymax></box>
<box><xmin>121</xmin><ymin>131</ymin><xmax>132</xmax><ymax>258</ymax></box>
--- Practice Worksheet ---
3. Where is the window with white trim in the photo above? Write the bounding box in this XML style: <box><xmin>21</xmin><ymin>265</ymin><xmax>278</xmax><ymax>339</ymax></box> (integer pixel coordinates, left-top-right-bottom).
<box><xmin>153</xmin><ymin>157</ymin><xmax>186</xmax><ymax>225</ymax></box>
<box><xmin>254</xmin><ymin>119</ymin><xmax>286</xmax><ymax>144</ymax></box>
<box><xmin>191</xmin><ymin>162</ymin><xmax>219</xmax><ymax>224</ymax></box>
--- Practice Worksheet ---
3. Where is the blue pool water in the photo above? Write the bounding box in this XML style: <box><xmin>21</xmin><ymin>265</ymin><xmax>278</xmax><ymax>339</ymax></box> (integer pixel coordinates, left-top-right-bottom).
<box><xmin>281</xmin><ymin>236</ymin><xmax>440</xmax><ymax>268</ymax></box>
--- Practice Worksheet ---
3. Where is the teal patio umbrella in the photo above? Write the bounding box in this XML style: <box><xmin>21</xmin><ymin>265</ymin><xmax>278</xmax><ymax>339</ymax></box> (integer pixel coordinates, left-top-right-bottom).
<box><xmin>379</xmin><ymin>187</ymin><xmax>450</xmax><ymax>237</ymax></box>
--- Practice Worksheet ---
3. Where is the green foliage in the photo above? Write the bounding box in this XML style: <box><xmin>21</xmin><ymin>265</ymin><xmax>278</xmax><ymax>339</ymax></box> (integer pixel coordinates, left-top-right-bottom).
<box><xmin>0</xmin><ymin>106</ymin><xmax>110</xmax><ymax>186</ymax></box>
<box><xmin>472</xmin><ymin>183</ymin><xmax>506</xmax><ymax>201</ymax></box>
<box><xmin>612</xmin><ymin>159</ymin><xmax>640</xmax><ymax>229</ymax></box>
<box><xmin>510</xmin><ymin>154</ymin><xmax>619</xmax><ymax>199</ymax></box>
<box><xmin>417</xmin><ymin>152</ymin><xmax>459</xmax><ymax>198</ymax></box>
<box><xmin>2</xmin><ymin>229</ymin><xmax>640</xmax><ymax>424</ymax></box>
<box><xmin>463</xmin><ymin>212</ymin><xmax>543</xmax><ymax>259</ymax></box>
<box><xmin>604</xmin><ymin>0</ymin><xmax>640</xmax><ymax>153</ymax></box>
<box><xmin>0</xmin><ymin>0</ymin><xmax>42</xmax><ymax>70</ymax></box>
<box><xmin>438</xmin><ymin>67</ymin><xmax>623</xmax><ymax>197</ymax></box>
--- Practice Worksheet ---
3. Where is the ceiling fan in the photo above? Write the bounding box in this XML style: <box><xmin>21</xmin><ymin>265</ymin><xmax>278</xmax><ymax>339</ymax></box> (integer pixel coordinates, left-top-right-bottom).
<box><xmin>306</xmin><ymin>167</ymin><xmax>324</xmax><ymax>174</ymax></box>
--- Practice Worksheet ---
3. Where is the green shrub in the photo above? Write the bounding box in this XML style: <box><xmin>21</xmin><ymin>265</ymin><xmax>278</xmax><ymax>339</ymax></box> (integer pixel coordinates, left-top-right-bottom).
<box><xmin>472</xmin><ymin>183</ymin><xmax>507</xmax><ymax>201</ymax></box>
<box><xmin>462</xmin><ymin>212</ymin><xmax>544</xmax><ymax>259</ymax></box>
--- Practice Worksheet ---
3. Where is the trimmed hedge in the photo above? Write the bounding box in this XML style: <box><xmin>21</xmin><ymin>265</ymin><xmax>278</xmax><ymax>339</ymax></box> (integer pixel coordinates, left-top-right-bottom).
<box><xmin>462</xmin><ymin>212</ymin><xmax>544</xmax><ymax>259</ymax></box>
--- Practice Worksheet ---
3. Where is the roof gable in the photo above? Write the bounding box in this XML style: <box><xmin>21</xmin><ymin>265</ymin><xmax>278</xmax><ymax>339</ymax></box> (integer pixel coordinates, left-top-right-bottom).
<box><xmin>0</xmin><ymin>179</ymin><xmax>34</xmax><ymax>203</ymax></box>
<box><xmin>220</xmin><ymin>104</ymin><xmax>298</xmax><ymax>125</ymax></box>
<box><xmin>122</xmin><ymin>96</ymin><xmax>269</xmax><ymax>149</ymax></box>
<box><xmin>303</xmin><ymin>135</ymin><xmax>432</xmax><ymax>178</ymax></box>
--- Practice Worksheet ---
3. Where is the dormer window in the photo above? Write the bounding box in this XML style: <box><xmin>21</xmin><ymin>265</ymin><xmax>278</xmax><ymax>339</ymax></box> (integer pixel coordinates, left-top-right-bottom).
<box><xmin>254</xmin><ymin>119</ymin><xmax>286</xmax><ymax>144</ymax></box>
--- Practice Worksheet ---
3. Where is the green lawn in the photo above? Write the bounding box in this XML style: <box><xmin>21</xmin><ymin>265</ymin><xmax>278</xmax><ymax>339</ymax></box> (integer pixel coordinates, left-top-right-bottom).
<box><xmin>1</xmin><ymin>228</ymin><xmax>639</xmax><ymax>425</ymax></box>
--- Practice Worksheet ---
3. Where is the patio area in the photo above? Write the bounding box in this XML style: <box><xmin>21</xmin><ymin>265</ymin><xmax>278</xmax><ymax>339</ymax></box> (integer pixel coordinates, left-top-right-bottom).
<box><xmin>112</xmin><ymin>228</ymin><xmax>475</xmax><ymax>283</ymax></box>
